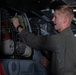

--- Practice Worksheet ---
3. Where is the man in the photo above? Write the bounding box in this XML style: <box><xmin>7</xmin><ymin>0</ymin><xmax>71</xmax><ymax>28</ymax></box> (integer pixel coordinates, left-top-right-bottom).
<box><xmin>11</xmin><ymin>5</ymin><xmax>76</xmax><ymax>75</ymax></box>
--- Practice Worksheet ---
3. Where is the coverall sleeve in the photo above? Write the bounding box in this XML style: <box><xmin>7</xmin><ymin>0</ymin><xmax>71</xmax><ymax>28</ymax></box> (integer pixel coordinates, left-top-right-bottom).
<box><xmin>19</xmin><ymin>29</ymin><xmax>62</xmax><ymax>52</ymax></box>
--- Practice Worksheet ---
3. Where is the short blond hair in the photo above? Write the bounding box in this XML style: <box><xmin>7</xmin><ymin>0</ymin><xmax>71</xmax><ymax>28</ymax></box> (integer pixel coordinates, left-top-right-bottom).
<box><xmin>54</xmin><ymin>5</ymin><xmax>74</xmax><ymax>20</ymax></box>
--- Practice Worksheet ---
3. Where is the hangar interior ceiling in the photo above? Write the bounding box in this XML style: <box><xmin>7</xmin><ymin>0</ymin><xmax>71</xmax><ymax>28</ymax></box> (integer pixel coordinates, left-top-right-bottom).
<box><xmin>1</xmin><ymin>0</ymin><xmax>76</xmax><ymax>12</ymax></box>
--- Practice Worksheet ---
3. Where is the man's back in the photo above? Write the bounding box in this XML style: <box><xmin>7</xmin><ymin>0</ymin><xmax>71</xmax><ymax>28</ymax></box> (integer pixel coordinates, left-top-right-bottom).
<box><xmin>51</xmin><ymin>27</ymin><xmax>76</xmax><ymax>75</ymax></box>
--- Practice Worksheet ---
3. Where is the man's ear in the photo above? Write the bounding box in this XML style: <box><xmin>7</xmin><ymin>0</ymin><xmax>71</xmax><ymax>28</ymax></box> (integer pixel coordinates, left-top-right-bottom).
<box><xmin>63</xmin><ymin>17</ymin><xmax>68</xmax><ymax>24</ymax></box>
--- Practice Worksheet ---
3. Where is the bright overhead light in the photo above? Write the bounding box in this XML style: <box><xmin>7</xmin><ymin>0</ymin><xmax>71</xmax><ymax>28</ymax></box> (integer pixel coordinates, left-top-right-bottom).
<box><xmin>73</xmin><ymin>9</ymin><xmax>76</xmax><ymax>12</ymax></box>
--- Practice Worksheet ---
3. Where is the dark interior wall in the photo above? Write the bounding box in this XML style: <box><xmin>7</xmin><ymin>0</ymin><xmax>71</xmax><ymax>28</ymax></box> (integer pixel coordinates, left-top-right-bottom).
<box><xmin>2</xmin><ymin>0</ymin><xmax>76</xmax><ymax>12</ymax></box>
<box><xmin>0</xmin><ymin>11</ymin><xmax>1</xmax><ymax>46</ymax></box>
<box><xmin>2</xmin><ymin>0</ymin><xmax>52</xmax><ymax>12</ymax></box>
